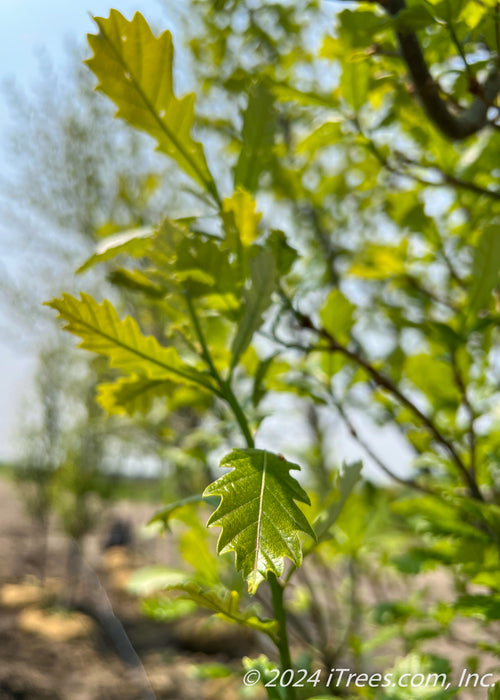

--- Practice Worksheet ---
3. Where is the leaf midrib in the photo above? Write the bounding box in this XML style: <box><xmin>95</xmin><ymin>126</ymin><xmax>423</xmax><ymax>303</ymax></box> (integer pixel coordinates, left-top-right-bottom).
<box><xmin>253</xmin><ymin>451</ymin><xmax>267</xmax><ymax>578</ymax></box>
<box><xmin>59</xmin><ymin>302</ymin><xmax>219</xmax><ymax>394</ymax></box>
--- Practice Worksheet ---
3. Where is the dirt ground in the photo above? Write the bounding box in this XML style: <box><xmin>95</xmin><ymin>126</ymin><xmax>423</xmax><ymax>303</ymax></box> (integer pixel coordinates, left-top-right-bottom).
<box><xmin>0</xmin><ymin>477</ymin><xmax>262</xmax><ymax>700</ymax></box>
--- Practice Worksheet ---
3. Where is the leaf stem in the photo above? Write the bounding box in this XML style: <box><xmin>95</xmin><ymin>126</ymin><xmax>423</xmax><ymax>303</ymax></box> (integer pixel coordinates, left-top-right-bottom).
<box><xmin>269</xmin><ymin>573</ymin><xmax>296</xmax><ymax>700</ymax></box>
<box><xmin>186</xmin><ymin>295</ymin><xmax>296</xmax><ymax>695</ymax></box>
<box><xmin>185</xmin><ymin>294</ymin><xmax>255</xmax><ymax>448</ymax></box>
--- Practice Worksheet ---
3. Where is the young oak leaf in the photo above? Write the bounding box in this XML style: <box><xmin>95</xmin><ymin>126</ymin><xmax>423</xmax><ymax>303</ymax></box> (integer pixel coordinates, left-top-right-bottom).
<box><xmin>128</xmin><ymin>567</ymin><xmax>278</xmax><ymax>638</ymax></box>
<box><xmin>168</xmin><ymin>580</ymin><xmax>279</xmax><ymax>638</ymax></box>
<box><xmin>230</xmin><ymin>248</ymin><xmax>276</xmax><ymax>370</ymax></box>
<box><xmin>46</xmin><ymin>293</ymin><xmax>218</xmax><ymax>394</ymax></box>
<box><xmin>222</xmin><ymin>188</ymin><xmax>262</xmax><ymax>247</ymax></box>
<box><xmin>97</xmin><ymin>375</ymin><xmax>172</xmax><ymax>416</ymax></box>
<box><xmin>203</xmin><ymin>449</ymin><xmax>316</xmax><ymax>594</ymax></box>
<box><xmin>86</xmin><ymin>11</ymin><xmax>218</xmax><ymax>201</ymax></box>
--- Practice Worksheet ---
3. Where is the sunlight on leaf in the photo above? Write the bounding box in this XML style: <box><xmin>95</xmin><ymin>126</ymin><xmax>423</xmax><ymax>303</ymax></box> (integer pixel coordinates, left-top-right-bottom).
<box><xmin>46</xmin><ymin>293</ymin><xmax>218</xmax><ymax>393</ymax></box>
<box><xmin>204</xmin><ymin>449</ymin><xmax>315</xmax><ymax>594</ymax></box>
<box><xmin>86</xmin><ymin>11</ymin><xmax>218</xmax><ymax>200</ymax></box>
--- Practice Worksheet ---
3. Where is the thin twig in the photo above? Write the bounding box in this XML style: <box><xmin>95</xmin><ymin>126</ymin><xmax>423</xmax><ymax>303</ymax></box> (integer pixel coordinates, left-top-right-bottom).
<box><xmin>278</xmin><ymin>289</ymin><xmax>484</xmax><ymax>500</ymax></box>
<box><xmin>329</xmin><ymin>392</ymin><xmax>437</xmax><ymax>496</ymax></box>
<box><xmin>362</xmin><ymin>132</ymin><xmax>500</xmax><ymax>203</ymax></box>
<box><xmin>446</xmin><ymin>0</ymin><xmax>473</xmax><ymax>79</ymax></box>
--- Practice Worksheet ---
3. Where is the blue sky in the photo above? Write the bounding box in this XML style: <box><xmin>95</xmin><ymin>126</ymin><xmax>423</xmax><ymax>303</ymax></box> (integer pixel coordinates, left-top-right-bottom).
<box><xmin>0</xmin><ymin>0</ymin><xmax>163</xmax><ymax>83</ymax></box>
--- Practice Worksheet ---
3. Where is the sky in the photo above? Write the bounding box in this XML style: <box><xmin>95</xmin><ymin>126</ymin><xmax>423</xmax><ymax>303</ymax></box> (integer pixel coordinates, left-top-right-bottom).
<box><xmin>0</xmin><ymin>0</ymin><xmax>414</xmax><ymax>480</ymax></box>
<box><xmin>0</xmin><ymin>0</ymin><xmax>165</xmax><ymax>460</ymax></box>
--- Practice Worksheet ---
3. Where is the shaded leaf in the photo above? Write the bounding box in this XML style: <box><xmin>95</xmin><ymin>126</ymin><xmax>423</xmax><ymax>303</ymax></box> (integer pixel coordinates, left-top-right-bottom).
<box><xmin>108</xmin><ymin>268</ymin><xmax>165</xmax><ymax>298</ymax></box>
<box><xmin>456</xmin><ymin>595</ymin><xmax>500</xmax><ymax>621</ymax></box>
<box><xmin>314</xmin><ymin>461</ymin><xmax>363</xmax><ymax>541</ymax></box>
<box><xmin>167</xmin><ymin>580</ymin><xmax>279</xmax><ymax>637</ymax></box>
<box><xmin>97</xmin><ymin>375</ymin><xmax>171</xmax><ymax>415</ymax></box>
<box><xmin>234</xmin><ymin>82</ymin><xmax>276</xmax><ymax>192</ymax></box>
<box><xmin>265</xmin><ymin>230</ymin><xmax>297</xmax><ymax>276</ymax></box>
<box><xmin>340</xmin><ymin>61</ymin><xmax>370</xmax><ymax>111</ymax></box>
<box><xmin>469</xmin><ymin>222</ymin><xmax>500</xmax><ymax>316</ymax></box>
<box><xmin>231</xmin><ymin>248</ymin><xmax>276</xmax><ymax>369</ymax></box>
<box><xmin>393</xmin><ymin>5</ymin><xmax>435</xmax><ymax>32</ymax></box>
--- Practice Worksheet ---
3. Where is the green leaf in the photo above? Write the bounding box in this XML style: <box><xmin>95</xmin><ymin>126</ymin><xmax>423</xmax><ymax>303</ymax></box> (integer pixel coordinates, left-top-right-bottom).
<box><xmin>314</xmin><ymin>461</ymin><xmax>363</xmax><ymax>541</ymax></box>
<box><xmin>349</xmin><ymin>242</ymin><xmax>408</xmax><ymax>279</ymax></box>
<box><xmin>149</xmin><ymin>495</ymin><xmax>220</xmax><ymax>529</ymax></box>
<box><xmin>266</xmin><ymin>230</ymin><xmax>298</xmax><ymax>276</ymax></box>
<box><xmin>468</xmin><ymin>222</ymin><xmax>500</xmax><ymax>316</ymax></box>
<box><xmin>180</xmin><ymin>526</ymin><xmax>219</xmax><ymax>584</ymax></box>
<box><xmin>222</xmin><ymin>188</ymin><xmax>262</xmax><ymax>248</ymax></box>
<box><xmin>175</xmin><ymin>236</ymin><xmax>240</xmax><ymax>299</ymax></box>
<box><xmin>163</xmin><ymin>501</ymin><xmax>221</xmax><ymax>583</ymax></box>
<box><xmin>489</xmin><ymin>681</ymin><xmax>500</xmax><ymax>700</ymax></box>
<box><xmin>167</xmin><ymin>580</ymin><xmax>279</xmax><ymax>637</ymax></box>
<box><xmin>251</xmin><ymin>354</ymin><xmax>279</xmax><ymax>407</ymax></box>
<box><xmin>108</xmin><ymin>268</ymin><xmax>165</xmax><ymax>298</ymax></box>
<box><xmin>190</xmin><ymin>662</ymin><xmax>232</xmax><ymax>680</ymax></box>
<box><xmin>203</xmin><ymin>448</ymin><xmax>315</xmax><ymax>594</ymax></box>
<box><xmin>242</xmin><ymin>656</ymin><xmax>284</xmax><ymax>699</ymax></box>
<box><xmin>141</xmin><ymin>595</ymin><xmax>196</xmax><ymax>621</ymax></box>
<box><xmin>234</xmin><ymin>81</ymin><xmax>276</xmax><ymax>192</ymax></box>
<box><xmin>455</xmin><ymin>595</ymin><xmax>500</xmax><ymax>621</ymax></box>
<box><xmin>46</xmin><ymin>293</ymin><xmax>218</xmax><ymax>393</ymax></box>
<box><xmin>340</xmin><ymin>61</ymin><xmax>370</xmax><ymax>111</ymax></box>
<box><xmin>128</xmin><ymin>567</ymin><xmax>278</xmax><ymax>637</ymax></box>
<box><xmin>76</xmin><ymin>226</ymin><xmax>155</xmax><ymax>274</ymax></box>
<box><xmin>393</xmin><ymin>6</ymin><xmax>436</xmax><ymax>32</ymax></box>
<box><xmin>230</xmin><ymin>249</ymin><xmax>276</xmax><ymax>370</ymax></box>
<box><xmin>296</xmin><ymin>119</ymin><xmax>343</xmax><ymax>156</ymax></box>
<box><xmin>86</xmin><ymin>11</ymin><xmax>218</xmax><ymax>200</ymax></box>
<box><xmin>319</xmin><ymin>289</ymin><xmax>356</xmax><ymax>344</ymax></box>
<box><xmin>404</xmin><ymin>353</ymin><xmax>459</xmax><ymax>406</ymax></box>
<box><xmin>271</xmin><ymin>81</ymin><xmax>339</xmax><ymax>109</ymax></box>
<box><xmin>97</xmin><ymin>375</ymin><xmax>171</xmax><ymax>415</ymax></box>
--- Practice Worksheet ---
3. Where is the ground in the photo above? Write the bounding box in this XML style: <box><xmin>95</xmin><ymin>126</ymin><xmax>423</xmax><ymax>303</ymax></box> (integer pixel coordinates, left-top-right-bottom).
<box><xmin>0</xmin><ymin>477</ymin><xmax>259</xmax><ymax>700</ymax></box>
